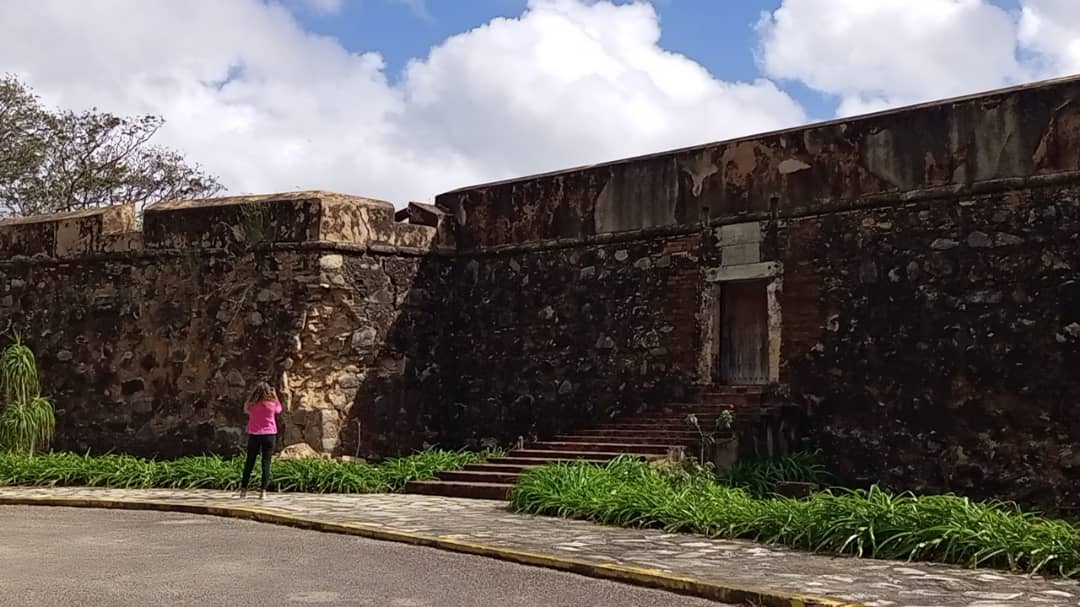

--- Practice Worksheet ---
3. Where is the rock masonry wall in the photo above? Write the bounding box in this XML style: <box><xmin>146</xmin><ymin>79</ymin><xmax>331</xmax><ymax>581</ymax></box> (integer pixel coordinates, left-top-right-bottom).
<box><xmin>780</xmin><ymin>183</ymin><xmax>1080</xmax><ymax>510</ymax></box>
<box><xmin>4</xmin><ymin>76</ymin><xmax>1080</xmax><ymax>510</ymax></box>
<box><xmin>0</xmin><ymin>193</ymin><xmax>454</xmax><ymax>458</ymax></box>
<box><xmin>441</xmin><ymin>233</ymin><xmax>704</xmax><ymax>447</ymax></box>
<box><xmin>436</xmin><ymin>76</ymin><xmax>1080</xmax><ymax>511</ymax></box>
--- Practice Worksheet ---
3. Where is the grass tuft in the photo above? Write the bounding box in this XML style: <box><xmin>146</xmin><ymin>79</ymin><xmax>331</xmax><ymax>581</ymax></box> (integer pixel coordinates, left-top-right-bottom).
<box><xmin>718</xmin><ymin>450</ymin><xmax>829</xmax><ymax>497</ymax></box>
<box><xmin>509</xmin><ymin>457</ymin><xmax>1080</xmax><ymax>578</ymax></box>
<box><xmin>0</xmin><ymin>448</ymin><xmax>501</xmax><ymax>494</ymax></box>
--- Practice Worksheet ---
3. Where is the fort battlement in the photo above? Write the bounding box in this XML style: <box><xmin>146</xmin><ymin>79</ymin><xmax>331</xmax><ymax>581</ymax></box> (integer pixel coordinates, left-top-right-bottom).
<box><xmin>438</xmin><ymin>74</ymin><xmax>1080</xmax><ymax>251</ymax></box>
<box><xmin>0</xmin><ymin>191</ymin><xmax>455</xmax><ymax>261</ymax></box>
<box><xmin>3</xmin><ymin>76</ymin><xmax>1080</xmax><ymax>511</ymax></box>
<box><xmin>0</xmin><ymin>191</ymin><xmax>459</xmax><ymax>459</ymax></box>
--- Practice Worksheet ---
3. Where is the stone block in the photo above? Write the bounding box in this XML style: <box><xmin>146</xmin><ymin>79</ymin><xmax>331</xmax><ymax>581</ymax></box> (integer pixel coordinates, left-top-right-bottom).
<box><xmin>142</xmin><ymin>191</ymin><xmax>397</xmax><ymax>250</ymax></box>
<box><xmin>279</xmin><ymin>442</ymin><xmax>331</xmax><ymax>460</ymax></box>
<box><xmin>319</xmin><ymin>408</ymin><xmax>341</xmax><ymax>440</ymax></box>
<box><xmin>720</xmin><ymin>243</ymin><xmax>760</xmax><ymax>266</ymax></box>
<box><xmin>775</xmin><ymin>481</ymin><xmax>818</xmax><ymax>499</ymax></box>
<box><xmin>716</xmin><ymin>222</ymin><xmax>763</xmax><ymax>246</ymax></box>
<box><xmin>705</xmin><ymin>262</ymin><xmax>781</xmax><ymax>283</ymax></box>
<box><xmin>0</xmin><ymin>204</ymin><xmax>136</xmax><ymax>258</ymax></box>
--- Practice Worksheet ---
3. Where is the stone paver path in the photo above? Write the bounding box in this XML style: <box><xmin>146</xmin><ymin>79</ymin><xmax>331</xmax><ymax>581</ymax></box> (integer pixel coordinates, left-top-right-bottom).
<box><xmin>2</xmin><ymin>487</ymin><xmax>1079</xmax><ymax>607</ymax></box>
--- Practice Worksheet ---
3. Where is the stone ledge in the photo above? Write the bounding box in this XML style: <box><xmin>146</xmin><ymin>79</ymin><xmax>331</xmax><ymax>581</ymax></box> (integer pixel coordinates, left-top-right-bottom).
<box><xmin>0</xmin><ymin>191</ymin><xmax>455</xmax><ymax>259</ymax></box>
<box><xmin>0</xmin><ymin>204</ymin><xmax>136</xmax><ymax>258</ymax></box>
<box><xmin>142</xmin><ymin>190</ymin><xmax>453</xmax><ymax>252</ymax></box>
<box><xmin>705</xmin><ymin>262</ymin><xmax>782</xmax><ymax>283</ymax></box>
<box><xmin>143</xmin><ymin>190</ymin><xmax>395</xmax><ymax>250</ymax></box>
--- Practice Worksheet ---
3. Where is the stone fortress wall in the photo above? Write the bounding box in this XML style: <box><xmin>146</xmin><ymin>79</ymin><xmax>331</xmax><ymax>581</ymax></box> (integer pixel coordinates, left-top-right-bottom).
<box><xmin>436</xmin><ymin>76</ymin><xmax>1080</xmax><ymax>510</ymax></box>
<box><xmin>3</xmin><ymin>75</ymin><xmax>1080</xmax><ymax>510</ymax></box>
<box><xmin>0</xmin><ymin>193</ymin><xmax>456</xmax><ymax>457</ymax></box>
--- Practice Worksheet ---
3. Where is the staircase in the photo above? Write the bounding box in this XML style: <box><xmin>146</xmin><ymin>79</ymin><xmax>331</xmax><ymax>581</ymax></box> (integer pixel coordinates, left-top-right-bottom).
<box><xmin>404</xmin><ymin>386</ymin><xmax>763</xmax><ymax>500</ymax></box>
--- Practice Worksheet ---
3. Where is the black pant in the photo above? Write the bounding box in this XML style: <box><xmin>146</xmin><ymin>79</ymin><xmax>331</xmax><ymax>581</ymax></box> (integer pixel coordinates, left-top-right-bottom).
<box><xmin>241</xmin><ymin>434</ymin><xmax>276</xmax><ymax>491</ymax></box>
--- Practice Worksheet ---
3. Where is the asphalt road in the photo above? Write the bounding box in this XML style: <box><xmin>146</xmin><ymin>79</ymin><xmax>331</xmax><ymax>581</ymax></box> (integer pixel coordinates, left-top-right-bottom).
<box><xmin>0</xmin><ymin>506</ymin><xmax>730</xmax><ymax>607</ymax></box>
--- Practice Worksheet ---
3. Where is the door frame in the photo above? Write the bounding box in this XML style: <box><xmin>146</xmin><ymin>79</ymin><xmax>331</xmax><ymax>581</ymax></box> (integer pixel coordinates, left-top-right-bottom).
<box><xmin>698</xmin><ymin>261</ymin><xmax>783</xmax><ymax>387</ymax></box>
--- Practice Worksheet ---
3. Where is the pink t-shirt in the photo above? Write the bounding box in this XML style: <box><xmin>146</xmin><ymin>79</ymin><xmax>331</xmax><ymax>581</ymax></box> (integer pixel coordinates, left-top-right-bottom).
<box><xmin>246</xmin><ymin>400</ymin><xmax>282</xmax><ymax>435</ymax></box>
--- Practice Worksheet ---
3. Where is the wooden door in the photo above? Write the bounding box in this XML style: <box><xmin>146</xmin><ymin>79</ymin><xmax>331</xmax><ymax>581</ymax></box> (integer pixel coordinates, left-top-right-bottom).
<box><xmin>719</xmin><ymin>282</ymin><xmax>768</xmax><ymax>385</ymax></box>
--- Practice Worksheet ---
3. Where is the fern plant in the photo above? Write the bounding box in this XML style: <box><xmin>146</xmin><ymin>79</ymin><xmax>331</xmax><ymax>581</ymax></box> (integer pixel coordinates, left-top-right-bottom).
<box><xmin>0</xmin><ymin>335</ymin><xmax>55</xmax><ymax>454</ymax></box>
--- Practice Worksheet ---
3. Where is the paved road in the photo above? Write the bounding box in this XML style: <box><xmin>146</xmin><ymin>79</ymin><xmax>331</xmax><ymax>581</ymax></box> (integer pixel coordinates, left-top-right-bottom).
<box><xmin>0</xmin><ymin>506</ymin><xmax>729</xmax><ymax>607</ymax></box>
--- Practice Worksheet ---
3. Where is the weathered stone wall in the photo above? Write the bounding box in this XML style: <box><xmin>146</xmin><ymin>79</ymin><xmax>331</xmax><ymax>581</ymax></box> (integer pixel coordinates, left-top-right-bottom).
<box><xmin>0</xmin><ymin>193</ymin><xmax>452</xmax><ymax>458</ymax></box>
<box><xmin>440</xmin><ymin>233</ymin><xmax>704</xmax><ymax>446</ymax></box>
<box><xmin>436</xmin><ymin>76</ymin><xmax>1080</xmax><ymax>510</ymax></box>
<box><xmin>298</xmin><ymin>250</ymin><xmax>450</xmax><ymax>459</ymax></box>
<box><xmin>5</xmin><ymin>76</ymin><xmax>1080</xmax><ymax>510</ymax></box>
<box><xmin>439</xmin><ymin>77</ymin><xmax>1080</xmax><ymax>249</ymax></box>
<box><xmin>778</xmin><ymin>183</ymin><xmax>1080</xmax><ymax>510</ymax></box>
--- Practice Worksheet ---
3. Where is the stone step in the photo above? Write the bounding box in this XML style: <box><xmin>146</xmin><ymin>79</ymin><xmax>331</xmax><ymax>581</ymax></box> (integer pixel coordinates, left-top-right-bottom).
<box><xmin>507</xmin><ymin>449</ymin><xmax>656</xmax><ymax>461</ymax></box>
<box><xmin>589</xmin><ymin>423</ymin><xmax>695</xmax><ymax>432</ymax></box>
<box><xmin>704</xmin><ymin>385</ymin><xmax>765</xmax><ymax>395</ymax></box>
<box><xmin>616</xmin><ymin>416</ymin><xmax>726</xmax><ymax>426</ymax></box>
<box><xmin>488</xmin><ymin>455</ymin><xmax>631</xmax><ymax>466</ymax></box>
<box><xmin>656</xmin><ymin>401</ymin><xmax>743</xmax><ymax>406</ymax></box>
<box><xmin>657</xmin><ymin>402</ymin><xmax>740</xmax><ymax>412</ymax></box>
<box><xmin>637</xmin><ymin>409</ymin><xmax>732</xmax><ymax>417</ymax></box>
<box><xmin>524</xmin><ymin>438</ymin><xmax>673</xmax><ymax>453</ymax></box>
<box><xmin>555</xmin><ymin>430</ymin><xmax>702</xmax><ymax>442</ymax></box>
<box><xmin>436</xmin><ymin>469</ymin><xmax>521</xmax><ymax>484</ymax></box>
<box><xmin>526</xmin><ymin>441</ymin><xmax>674</xmax><ymax>455</ymax></box>
<box><xmin>700</xmin><ymin>395</ymin><xmax>762</xmax><ymax>405</ymax></box>
<box><xmin>403</xmin><ymin>480</ymin><xmax>512</xmax><ymax>500</ymax></box>
<box><xmin>463</xmin><ymin>463</ymin><xmax>539</xmax><ymax>474</ymax></box>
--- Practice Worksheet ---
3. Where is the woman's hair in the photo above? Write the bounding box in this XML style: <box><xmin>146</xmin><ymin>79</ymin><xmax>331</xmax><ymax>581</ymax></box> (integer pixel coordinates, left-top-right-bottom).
<box><xmin>248</xmin><ymin>381</ymin><xmax>276</xmax><ymax>403</ymax></box>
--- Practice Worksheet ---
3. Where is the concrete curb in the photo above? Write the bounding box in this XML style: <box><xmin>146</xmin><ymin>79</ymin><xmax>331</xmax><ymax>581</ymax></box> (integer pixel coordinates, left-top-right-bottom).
<box><xmin>0</xmin><ymin>494</ymin><xmax>864</xmax><ymax>607</ymax></box>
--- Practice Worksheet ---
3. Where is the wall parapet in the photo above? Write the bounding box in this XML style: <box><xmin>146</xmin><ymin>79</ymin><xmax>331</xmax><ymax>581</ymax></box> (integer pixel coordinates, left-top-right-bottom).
<box><xmin>0</xmin><ymin>191</ymin><xmax>456</xmax><ymax>261</ymax></box>
<box><xmin>0</xmin><ymin>204</ymin><xmax>138</xmax><ymax>259</ymax></box>
<box><xmin>436</xmin><ymin>74</ymin><xmax>1080</xmax><ymax>251</ymax></box>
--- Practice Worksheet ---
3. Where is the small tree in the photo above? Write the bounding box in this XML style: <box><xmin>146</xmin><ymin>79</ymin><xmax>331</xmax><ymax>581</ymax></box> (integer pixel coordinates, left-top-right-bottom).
<box><xmin>686</xmin><ymin>408</ymin><xmax>734</xmax><ymax>465</ymax></box>
<box><xmin>0</xmin><ymin>74</ymin><xmax>223</xmax><ymax>217</ymax></box>
<box><xmin>0</xmin><ymin>335</ymin><xmax>55</xmax><ymax>454</ymax></box>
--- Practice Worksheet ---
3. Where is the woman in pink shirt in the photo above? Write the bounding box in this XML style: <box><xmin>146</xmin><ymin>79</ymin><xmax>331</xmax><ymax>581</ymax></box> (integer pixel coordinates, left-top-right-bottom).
<box><xmin>239</xmin><ymin>381</ymin><xmax>283</xmax><ymax>499</ymax></box>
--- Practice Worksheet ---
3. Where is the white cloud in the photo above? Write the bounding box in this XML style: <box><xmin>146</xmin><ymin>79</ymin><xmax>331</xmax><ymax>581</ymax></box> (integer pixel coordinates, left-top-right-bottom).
<box><xmin>757</xmin><ymin>0</ymin><xmax>1027</xmax><ymax>117</ymax></box>
<box><xmin>400</xmin><ymin>0</ymin><xmax>805</xmax><ymax>179</ymax></box>
<box><xmin>0</xmin><ymin>0</ymin><xmax>805</xmax><ymax>207</ymax></box>
<box><xmin>1019</xmin><ymin>0</ymin><xmax>1080</xmax><ymax>76</ymax></box>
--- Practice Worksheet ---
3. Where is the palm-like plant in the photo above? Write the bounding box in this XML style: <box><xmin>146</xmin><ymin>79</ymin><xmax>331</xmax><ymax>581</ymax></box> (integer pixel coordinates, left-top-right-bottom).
<box><xmin>0</xmin><ymin>335</ymin><xmax>55</xmax><ymax>453</ymax></box>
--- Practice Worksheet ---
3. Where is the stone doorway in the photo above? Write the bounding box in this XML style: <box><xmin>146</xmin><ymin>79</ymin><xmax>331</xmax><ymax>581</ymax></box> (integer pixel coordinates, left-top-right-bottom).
<box><xmin>697</xmin><ymin>260</ymin><xmax>782</xmax><ymax>388</ymax></box>
<box><xmin>718</xmin><ymin>281</ymin><xmax>769</xmax><ymax>385</ymax></box>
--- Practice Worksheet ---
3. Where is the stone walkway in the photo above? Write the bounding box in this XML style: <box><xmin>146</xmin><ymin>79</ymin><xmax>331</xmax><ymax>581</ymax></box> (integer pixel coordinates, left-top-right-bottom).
<box><xmin>2</xmin><ymin>487</ymin><xmax>1079</xmax><ymax>607</ymax></box>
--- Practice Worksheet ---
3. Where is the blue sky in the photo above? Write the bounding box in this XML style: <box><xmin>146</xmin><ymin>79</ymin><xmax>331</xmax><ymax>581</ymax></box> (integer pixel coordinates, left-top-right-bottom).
<box><xmin>292</xmin><ymin>0</ymin><xmax>1026</xmax><ymax>123</ymax></box>
<box><xmin>296</xmin><ymin>0</ymin><xmax>833</xmax><ymax>116</ymax></box>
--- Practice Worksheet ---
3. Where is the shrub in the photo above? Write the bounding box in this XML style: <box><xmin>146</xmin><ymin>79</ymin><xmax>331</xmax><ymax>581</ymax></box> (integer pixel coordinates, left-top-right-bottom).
<box><xmin>0</xmin><ymin>448</ymin><xmax>500</xmax><ymax>494</ymax></box>
<box><xmin>718</xmin><ymin>450</ymin><xmax>829</xmax><ymax>497</ymax></box>
<box><xmin>0</xmin><ymin>335</ymin><xmax>55</xmax><ymax>454</ymax></box>
<box><xmin>510</xmin><ymin>457</ymin><xmax>1080</xmax><ymax>578</ymax></box>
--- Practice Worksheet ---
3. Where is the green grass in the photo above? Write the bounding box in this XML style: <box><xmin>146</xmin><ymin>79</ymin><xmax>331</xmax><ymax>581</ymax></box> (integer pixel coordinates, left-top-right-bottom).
<box><xmin>510</xmin><ymin>457</ymin><xmax>1080</xmax><ymax>578</ymax></box>
<box><xmin>718</xmin><ymin>450</ymin><xmax>829</xmax><ymax>497</ymax></box>
<box><xmin>0</xmin><ymin>448</ymin><xmax>501</xmax><ymax>494</ymax></box>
